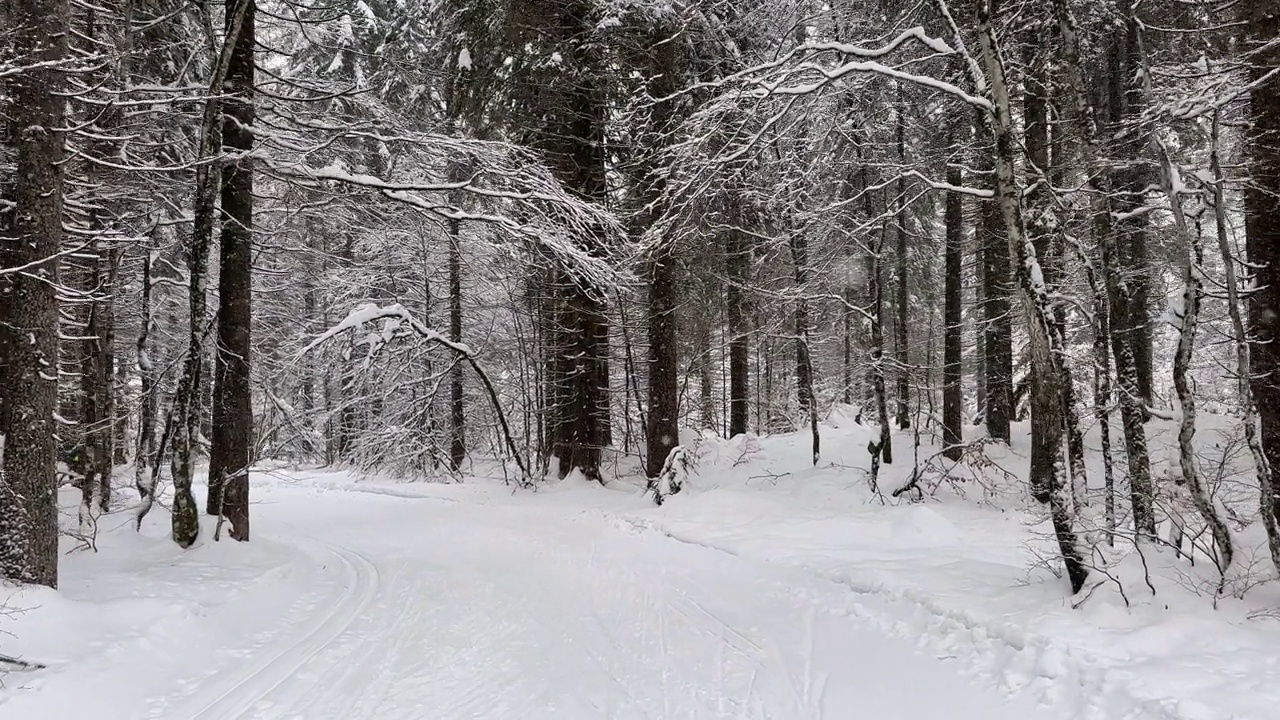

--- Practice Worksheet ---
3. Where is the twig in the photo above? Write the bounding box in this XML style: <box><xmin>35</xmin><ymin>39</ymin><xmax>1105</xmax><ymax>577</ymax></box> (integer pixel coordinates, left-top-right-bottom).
<box><xmin>0</xmin><ymin>653</ymin><xmax>45</xmax><ymax>670</ymax></box>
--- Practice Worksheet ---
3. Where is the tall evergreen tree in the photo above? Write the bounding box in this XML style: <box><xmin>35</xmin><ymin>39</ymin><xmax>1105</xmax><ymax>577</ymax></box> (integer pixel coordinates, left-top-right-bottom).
<box><xmin>207</xmin><ymin>0</ymin><xmax>255</xmax><ymax>541</ymax></box>
<box><xmin>1245</xmin><ymin>0</ymin><xmax>1280</xmax><ymax>529</ymax></box>
<box><xmin>0</xmin><ymin>0</ymin><xmax>71</xmax><ymax>586</ymax></box>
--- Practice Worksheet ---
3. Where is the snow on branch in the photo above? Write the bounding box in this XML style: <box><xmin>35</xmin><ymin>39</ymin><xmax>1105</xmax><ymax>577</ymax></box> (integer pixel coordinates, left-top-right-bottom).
<box><xmin>299</xmin><ymin>303</ymin><xmax>532</xmax><ymax>486</ymax></box>
<box><xmin>255</xmin><ymin>123</ymin><xmax>625</xmax><ymax>297</ymax></box>
<box><xmin>680</xmin><ymin>26</ymin><xmax>990</xmax><ymax>111</ymax></box>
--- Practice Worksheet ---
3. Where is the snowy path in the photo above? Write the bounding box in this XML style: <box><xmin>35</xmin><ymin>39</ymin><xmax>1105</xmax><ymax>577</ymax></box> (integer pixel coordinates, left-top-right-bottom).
<box><xmin>10</xmin><ymin>481</ymin><xmax>1057</xmax><ymax>720</ymax></box>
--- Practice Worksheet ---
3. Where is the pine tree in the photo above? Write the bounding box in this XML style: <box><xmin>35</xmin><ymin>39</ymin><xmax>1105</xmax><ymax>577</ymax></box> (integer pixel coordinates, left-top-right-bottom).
<box><xmin>1245</xmin><ymin>0</ymin><xmax>1280</xmax><ymax>534</ymax></box>
<box><xmin>207</xmin><ymin>0</ymin><xmax>255</xmax><ymax>541</ymax></box>
<box><xmin>0</xmin><ymin>0</ymin><xmax>71</xmax><ymax>586</ymax></box>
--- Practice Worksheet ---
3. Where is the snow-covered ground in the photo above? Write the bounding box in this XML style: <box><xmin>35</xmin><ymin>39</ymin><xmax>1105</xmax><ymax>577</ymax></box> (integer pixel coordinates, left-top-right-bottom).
<box><xmin>3</xmin><ymin>413</ymin><xmax>1279</xmax><ymax>719</ymax></box>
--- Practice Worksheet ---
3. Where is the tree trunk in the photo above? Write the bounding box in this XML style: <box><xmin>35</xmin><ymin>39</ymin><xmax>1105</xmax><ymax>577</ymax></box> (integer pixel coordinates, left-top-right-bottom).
<box><xmin>791</xmin><ymin>232</ymin><xmax>819</xmax><ymax>465</ymax></box>
<box><xmin>207</xmin><ymin>0</ymin><xmax>255</xmax><ymax>541</ymax></box>
<box><xmin>1244</xmin><ymin>0</ymin><xmax>1280</xmax><ymax>548</ymax></box>
<box><xmin>448</xmin><ymin>222</ymin><xmax>466</xmax><ymax>472</ymax></box>
<box><xmin>1022</xmin><ymin>39</ymin><xmax>1073</xmax><ymax>516</ymax></box>
<box><xmin>1164</xmin><ymin>149</ymin><xmax>1233</xmax><ymax>573</ymax></box>
<box><xmin>135</xmin><ymin>243</ymin><xmax>158</xmax><ymax>500</ymax></box>
<box><xmin>0</xmin><ymin>0</ymin><xmax>68</xmax><ymax>587</ymax></box>
<box><xmin>842</xmin><ymin>285</ymin><xmax>854</xmax><ymax>406</ymax></box>
<box><xmin>942</xmin><ymin>150</ymin><xmax>964</xmax><ymax>461</ymax></box>
<box><xmin>1093</xmin><ymin>269</ymin><xmax>1117</xmax><ymax>544</ymax></box>
<box><xmin>1108</xmin><ymin>9</ymin><xmax>1155</xmax><ymax>410</ymax></box>
<box><xmin>726</xmin><ymin>228</ymin><xmax>750</xmax><ymax>438</ymax></box>
<box><xmin>696</xmin><ymin>312</ymin><xmax>716</xmax><ymax>430</ymax></box>
<box><xmin>646</xmin><ymin>254</ymin><xmax>679</xmax><ymax>478</ymax></box>
<box><xmin>980</xmin><ymin>130</ymin><xmax>1012</xmax><ymax>444</ymax></box>
<box><xmin>1054</xmin><ymin>0</ymin><xmax>1156</xmax><ymax>540</ymax></box>
<box><xmin>172</xmin><ymin>0</ymin><xmax>252</xmax><ymax>548</ymax></box>
<box><xmin>977</xmin><ymin>0</ymin><xmax>1087</xmax><ymax>594</ymax></box>
<box><xmin>871</xmin><ymin>220</ymin><xmax>892</xmax><ymax>465</ymax></box>
<box><xmin>894</xmin><ymin>103</ymin><xmax>910</xmax><ymax>429</ymax></box>
<box><xmin>78</xmin><ymin>243</ymin><xmax>117</xmax><ymax>520</ymax></box>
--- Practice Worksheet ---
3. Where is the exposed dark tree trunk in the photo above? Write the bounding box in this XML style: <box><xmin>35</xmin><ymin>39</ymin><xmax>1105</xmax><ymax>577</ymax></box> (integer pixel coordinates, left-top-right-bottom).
<box><xmin>1022</xmin><ymin>38</ymin><xmax>1072</xmax><ymax>517</ymax></box>
<box><xmin>974</xmin><ymin>266</ymin><xmax>986</xmax><ymax>423</ymax></box>
<box><xmin>976</xmin><ymin>0</ymin><xmax>1087</xmax><ymax>593</ymax></box>
<box><xmin>135</xmin><ymin>243</ymin><xmax>158</xmax><ymax>500</ymax></box>
<box><xmin>448</xmin><ymin>224</ymin><xmax>466</xmax><ymax>472</ymax></box>
<box><xmin>1054</xmin><ymin>0</ymin><xmax>1156</xmax><ymax>540</ymax></box>
<box><xmin>646</xmin><ymin>254</ymin><xmax>678</xmax><ymax>477</ymax></box>
<box><xmin>113</xmin><ymin>361</ymin><xmax>129</xmax><ymax>466</ymax></box>
<box><xmin>696</xmin><ymin>312</ymin><xmax>716</xmax><ymax>430</ymax></box>
<box><xmin>634</xmin><ymin>21</ymin><xmax>685</xmax><ymax>477</ymax></box>
<box><xmin>726</xmin><ymin>227</ymin><xmax>750</xmax><ymax>438</ymax></box>
<box><xmin>980</xmin><ymin>168</ymin><xmax>1012</xmax><ymax>444</ymax></box>
<box><xmin>1093</xmin><ymin>267</ymin><xmax>1117</xmax><ymax>544</ymax></box>
<box><xmin>1244</xmin><ymin>0</ymin><xmax>1280</xmax><ymax>547</ymax></box>
<box><xmin>871</xmin><ymin>220</ymin><xmax>892</xmax><ymax>465</ymax></box>
<box><xmin>791</xmin><ymin>231</ymin><xmax>819</xmax><ymax>465</ymax></box>
<box><xmin>0</xmin><ymin>0</ymin><xmax>68</xmax><ymax>587</ymax></box>
<box><xmin>76</xmin><ymin>10</ymin><xmax>119</xmax><ymax>520</ymax></box>
<box><xmin>842</xmin><ymin>285</ymin><xmax>854</xmax><ymax>405</ymax></box>
<box><xmin>596</xmin><ymin>320</ymin><xmax>611</xmax><ymax>450</ymax></box>
<box><xmin>207</xmin><ymin>0</ymin><xmax>255</xmax><ymax>541</ymax></box>
<box><xmin>942</xmin><ymin>145</ymin><xmax>964</xmax><ymax>461</ymax></box>
<box><xmin>552</xmin><ymin>281</ymin><xmax>607</xmax><ymax>481</ymax></box>
<box><xmin>172</xmin><ymin>0</ymin><xmax>252</xmax><ymax>548</ymax></box>
<box><xmin>1107</xmin><ymin>8</ymin><xmax>1155</xmax><ymax>410</ymax></box>
<box><xmin>78</xmin><ymin>243</ymin><xmax>118</xmax><ymax>520</ymax></box>
<box><xmin>858</xmin><ymin>159</ymin><xmax>891</xmax><ymax>466</ymax></box>
<box><xmin>499</xmin><ymin>0</ymin><xmax>612</xmax><ymax>482</ymax></box>
<box><xmin>894</xmin><ymin>103</ymin><xmax>910</xmax><ymax>429</ymax></box>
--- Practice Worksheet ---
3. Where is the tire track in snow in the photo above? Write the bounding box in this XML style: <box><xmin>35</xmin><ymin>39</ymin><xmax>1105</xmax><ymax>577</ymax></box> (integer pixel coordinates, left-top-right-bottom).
<box><xmin>158</xmin><ymin>543</ymin><xmax>379</xmax><ymax>720</ymax></box>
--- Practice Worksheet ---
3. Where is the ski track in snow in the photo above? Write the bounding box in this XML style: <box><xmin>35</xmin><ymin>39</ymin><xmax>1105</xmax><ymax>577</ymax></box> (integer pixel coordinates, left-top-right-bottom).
<box><xmin>105</xmin><ymin>483</ymin><xmax>1063</xmax><ymax>720</ymax></box>
<box><xmin>635</xmin><ymin>519</ymin><xmax>1185</xmax><ymax>720</ymax></box>
<box><xmin>2</xmin><ymin>472</ymin><xmax>1212</xmax><ymax>720</ymax></box>
<box><xmin>156</xmin><ymin>543</ymin><xmax>380</xmax><ymax>720</ymax></box>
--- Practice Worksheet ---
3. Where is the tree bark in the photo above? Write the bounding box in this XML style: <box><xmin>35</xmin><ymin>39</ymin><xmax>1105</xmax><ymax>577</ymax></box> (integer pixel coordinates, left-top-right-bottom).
<box><xmin>172</xmin><ymin>0</ymin><xmax>252</xmax><ymax>548</ymax></box>
<box><xmin>1164</xmin><ymin>149</ymin><xmax>1233</xmax><ymax>573</ymax></box>
<box><xmin>942</xmin><ymin>149</ymin><xmax>964</xmax><ymax>461</ymax></box>
<box><xmin>871</xmin><ymin>220</ymin><xmax>892</xmax><ymax>465</ymax></box>
<box><xmin>726</xmin><ymin>228</ymin><xmax>750</xmax><ymax>438</ymax></box>
<box><xmin>207</xmin><ymin>0</ymin><xmax>255</xmax><ymax>541</ymax></box>
<box><xmin>1244</xmin><ymin>0</ymin><xmax>1280</xmax><ymax>543</ymax></box>
<box><xmin>979</xmin><ymin>130</ymin><xmax>1012</xmax><ymax>444</ymax></box>
<box><xmin>696</xmin><ymin>311</ymin><xmax>716</xmax><ymax>430</ymax></box>
<box><xmin>448</xmin><ymin>223</ymin><xmax>466</xmax><ymax>472</ymax></box>
<box><xmin>646</xmin><ymin>254</ymin><xmax>679</xmax><ymax>477</ymax></box>
<box><xmin>1054</xmin><ymin>0</ymin><xmax>1156</xmax><ymax>540</ymax></box>
<box><xmin>894</xmin><ymin>103</ymin><xmax>910</xmax><ymax>429</ymax></box>
<box><xmin>135</xmin><ymin>243</ymin><xmax>158</xmax><ymax>501</ymax></box>
<box><xmin>977</xmin><ymin>0</ymin><xmax>1087</xmax><ymax>593</ymax></box>
<box><xmin>1107</xmin><ymin>8</ymin><xmax>1155</xmax><ymax>410</ymax></box>
<box><xmin>791</xmin><ymin>232</ymin><xmax>819</xmax><ymax>465</ymax></box>
<box><xmin>0</xmin><ymin>0</ymin><xmax>69</xmax><ymax>586</ymax></box>
<box><xmin>1022</xmin><ymin>39</ymin><xmax>1073</xmax><ymax>515</ymax></box>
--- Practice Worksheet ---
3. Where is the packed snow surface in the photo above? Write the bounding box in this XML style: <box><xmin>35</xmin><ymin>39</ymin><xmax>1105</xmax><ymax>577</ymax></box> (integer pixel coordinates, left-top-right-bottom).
<box><xmin>0</xmin><ymin>481</ymin><xmax>1054</xmax><ymax>720</ymax></box>
<box><xmin>4</xmin><ymin>413</ymin><xmax>1280</xmax><ymax>719</ymax></box>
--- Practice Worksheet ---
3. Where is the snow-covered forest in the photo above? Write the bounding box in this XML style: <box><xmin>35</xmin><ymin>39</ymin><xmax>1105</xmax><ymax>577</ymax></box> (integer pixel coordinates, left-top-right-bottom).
<box><xmin>2</xmin><ymin>0</ymin><xmax>1280</xmax><ymax>717</ymax></box>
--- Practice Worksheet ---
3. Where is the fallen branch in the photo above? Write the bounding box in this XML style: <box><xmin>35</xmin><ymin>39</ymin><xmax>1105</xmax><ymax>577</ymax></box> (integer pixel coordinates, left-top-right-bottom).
<box><xmin>0</xmin><ymin>653</ymin><xmax>45</xmax><ymax>671</ymax></box>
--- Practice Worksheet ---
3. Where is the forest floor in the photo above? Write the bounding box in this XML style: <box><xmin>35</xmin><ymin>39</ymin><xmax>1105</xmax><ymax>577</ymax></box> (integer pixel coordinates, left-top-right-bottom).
<box><xmin>2</xmin><ymin>412</ymin><xmax>1279</xmax><ymax>719</ymax></box>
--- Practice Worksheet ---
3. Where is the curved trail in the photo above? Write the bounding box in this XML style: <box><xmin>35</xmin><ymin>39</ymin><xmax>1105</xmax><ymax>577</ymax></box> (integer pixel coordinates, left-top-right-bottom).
<box><xmin>161</xmin><ymin>544</ymin><xmax>379</xmax><ymax>720</ymax></box>
<box><xmin>141</xmin><ymin>485</ymin><xmax>1059</xmax><ymax>720</ymax></box>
